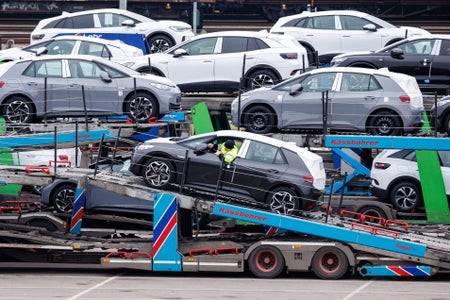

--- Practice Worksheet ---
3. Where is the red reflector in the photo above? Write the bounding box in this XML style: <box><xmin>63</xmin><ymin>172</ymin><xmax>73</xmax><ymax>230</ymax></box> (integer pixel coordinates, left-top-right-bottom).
<box><xmin>0</xmin><ymin>81</ymin><xmax>4</xmax><ymax>88</ymax></box>
<box><xmin>399</xmin><ymin>95</ymin><xmax>410</xmax><ymax>102</ymax></box>
<box><xmin>304</xmin><ymin>175</ymin><xmax>314</xmax><ymax>183</ymax></box>
<box><xmin>280</xmin><ymin>53</ymin><xmax>298</xmax><ymax>59</ymax></box>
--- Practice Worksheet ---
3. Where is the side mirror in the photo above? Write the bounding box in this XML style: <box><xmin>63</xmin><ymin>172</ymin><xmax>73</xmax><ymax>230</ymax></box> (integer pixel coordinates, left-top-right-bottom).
<box><xmin>194</xmin><ymin>143</ymin><xmax>208</xmax><ymax>154</ymax></box>
<box><xmin>289</xmin><ymin>83</ymin><xmax>303</xmax><ymax>95</ymax></box>
<box><xmin>173</xmin><ymin>48</ymin><xmax>188</xmax><ymax>58</ymax></box>
<box><xmin>121</xmin><ymin>19</ymin><xmax>136</xmax><ymax>27</ymax></box>
<box><xmin>99</xmin><ymin>71</ymin><xmax>112</xmax><ymax>82</ymax></box>
<box><xmin>390</xmin><ymin>48</ymin><xmax>404</xmax><ymax>59</ymax></box>
<box><xmin>363</xmin><ymin>24</ymin><xmax>377</xmax><ymax>32</ymax></box>
<box><xmin>36</xmin><ymin>46</ymin><xmax>48</xmax><ymax>56</ymax></box>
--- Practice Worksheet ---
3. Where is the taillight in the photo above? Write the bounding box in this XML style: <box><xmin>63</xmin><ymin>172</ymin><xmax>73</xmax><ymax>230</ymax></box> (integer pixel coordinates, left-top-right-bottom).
<box><xmin>399</xmin><ymin>95</ymin><xmax>410</xmax><ymax>102</ymax></box>
<box><xmin>280</xmin><ymin>53</ymin><xmax>298</xmax><ymax>59</ymax></box>
<box><xmin>374</xmin><ymin>162</ymin><xmax>391</xmax><ymax>169</ymax></box>
<box><xmin>304</xmin><ymin>175</ymin><xmax>314</xmax><ymax>183</ymax></box>
<box><xmin>0</xmin><ymin>81</ymin><xmax>4</xmax><ymax>88</ymax></box>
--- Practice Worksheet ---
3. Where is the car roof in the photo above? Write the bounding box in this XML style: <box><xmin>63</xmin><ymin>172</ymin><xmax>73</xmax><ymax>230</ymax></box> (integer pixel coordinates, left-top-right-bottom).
<box><xmin>196</xmin><ymin>130</ymin><xmax>310</xmax><ymax>153</ymax></box>
<box><xmin>306</xmin><ymin>66</ymin><xmax>401</xmax><ymax>77</ymax></box>
<box><xmin>294</xmin><ymin>10</ymin><xmax>369</xmax><ymax>17</ymax></box>
<box><xmin>189</xmin><ymin>30</ymin><xmax>288</xmax><ymax>39</ymax></box>
<box><xmin>52</xmin><ymin>35</ymin><xmax>131</xmax><ymax>46</ymax></box>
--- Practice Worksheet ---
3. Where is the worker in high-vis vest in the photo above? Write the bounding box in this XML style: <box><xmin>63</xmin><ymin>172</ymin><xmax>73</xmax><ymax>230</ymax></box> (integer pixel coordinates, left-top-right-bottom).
<box><xmin>208</xmin><ymin>139</ymin><xmax>238</xmax><ymax>163</ymax></box>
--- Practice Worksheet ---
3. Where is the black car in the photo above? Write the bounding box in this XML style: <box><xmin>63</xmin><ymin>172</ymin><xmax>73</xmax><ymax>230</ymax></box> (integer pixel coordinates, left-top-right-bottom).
<box><xmin>330</xmin><ymin>35</ymin><xmax>450</xmax><ymax>91</ymax></box>
<box><xmin>129</xmin><ymin>130</ymin><xmax>326</xmax><ymax>215</ymax></box>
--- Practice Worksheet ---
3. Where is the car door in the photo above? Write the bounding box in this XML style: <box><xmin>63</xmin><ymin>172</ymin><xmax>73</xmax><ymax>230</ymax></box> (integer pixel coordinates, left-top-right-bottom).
<box><xmin>383</xmin><ymin>39</ymin><xmax>436</xmax><ymax>84</ymax></box>
<box><xmin>429</xmin><ymin>39</ymin><xmax>450</xmax><ymax>85</ymax></box>
<box><xmin>213</xmin><ymin>36</ymin><xmax>258</xmax><ymax>91</ymax></box>
<box><xmin>302</xmin><ymin>15</ymin><xmax>340</xmax><ymax>55</ymax></box>
<box><xmin>338</xmin><ymin>15</ymin><xmax>384</xmax><ymax>52</ymax></box>
<box><xmin>21</xmin><ymin>59</ymin><xmax>70</xmax><ymax>114</ymax></box>
<box><xmin>165</xmin><ymin>37</ymin><xmax>217</xmax><ymax>91</ymax></box>
<box><xmin>221</xmin><ymin>140</ymin><xmax>288</xmax><ymax>202</ymax></box>
<box><xmin>331</xmin><ymin>72</ymin><xmax>384</xmax><ymax>130</ymax></box>
<box><xmin>66</xmin><ymin>58</ymin><xmax>119</xmax><ymax>114</ymax></box>
<box><xmin>280</xmin><ymin>72</ymin><xmax>337</xmax><ymax>129</ymax></box>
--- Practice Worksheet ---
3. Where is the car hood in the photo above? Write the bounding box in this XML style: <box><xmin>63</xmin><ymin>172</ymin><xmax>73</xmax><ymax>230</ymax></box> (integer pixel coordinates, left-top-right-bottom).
<box><xmin>0</xmin><ymin>47</ymin><xmax>32</xmax><ymax>60</ymax></box>
<box><xmin>132</xmin><ymin>73</ymin><xmax>178</xmax><ymax>87</ymax></box>
<box><xmin>332</xmin><ymin>51</ymin><xmax>374</xmax><ymax>60</ymax></box>
<box><xmin>400</xmin><ymin>26</ymin><xmax>431</xmax><ymax>37</ymax></box>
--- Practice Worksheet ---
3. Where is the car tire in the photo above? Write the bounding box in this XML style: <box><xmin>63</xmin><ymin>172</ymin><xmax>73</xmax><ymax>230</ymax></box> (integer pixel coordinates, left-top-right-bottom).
<box><xmin>266</xmin><ymin>187</ymin><xmax>300</xmax><ymax>215</ymax></box>
<box><xmin>368</xmin><ymin>111</ymin><xmax>401</xmax><ymax>136</ymax></box>
<box><xmin>357</xmin><ymin>205</ymin><xmax>388</xmax><ymax>221</ymax></box>
<box><xmin>243</xmin><ymin>105</ymin><xmax>276</xmax><ymax>134</ymax></box>
<box><xmin>246</xmin><ymin>69</ymin><xmax>278</xmax><ymax>90</ymax></box>
<box><xmin>443</xmin><ymin>113</ymin><xmax>450</xmax><ymax>136</ymax></box>
<box><xmin>142</xmin><ymin>157</ymin><xmax>175</xmax><ymax>189</ymax></box>
<box><xmin>389</xmin><ymin>181</ymin><xmax>422</xmax><ymax>212</ymax></box>
<box><xmin>248</xmin><ymin>245</ymin><xmax>285</xmax><ymax>278</ymax></box>
<box><xmin>125</xmin><ymin>92</ymin><xmax>159</xmax><ymax>123</ymax></box>
<box><xmin>148</xmin><ymin>34</ymin><xmax>174</xmax><ymax>53</ymax></box>
<box><xmin>2</xmin><ymin>96</ymin><xmax>36</xmax><ymax>123</ymax></box>
<box><xmin>51</xmin><ymin>183</ymin><xmax>76</xmax><ymax>214</ymax></box>
<box><xmin>311</xmin><ymin>247</ymin><xmax>349</xmax><ymax>279</ymax></box>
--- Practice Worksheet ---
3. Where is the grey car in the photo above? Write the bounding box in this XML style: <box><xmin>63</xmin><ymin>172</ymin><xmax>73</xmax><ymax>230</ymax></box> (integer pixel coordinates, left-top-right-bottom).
<box><xmin>0</xmin><ymin>55</ymin><xmax>181</xmax><ymax>123</ymax></box>
<box><xmin>231</xmin><ymin>67</ymin><xmax>424</xmax><ymax>136</ymax></box>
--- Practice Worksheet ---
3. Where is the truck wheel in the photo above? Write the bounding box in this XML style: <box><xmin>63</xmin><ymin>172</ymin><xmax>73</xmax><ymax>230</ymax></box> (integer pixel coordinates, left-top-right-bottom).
<box><xmin>311</xmin><ymin>247</ymin><xmax>349</xmax><ymax>279</ymax></box>
<box><xmin>51</xmin><ymin>184</ymin><xmax>76</xmax><ymax>214</ymax></box>
<box><xmin>248</xmin><ymin>245</ymin><xmax>285</xmax><ymax>278</ymax></box>
<box><xmin>142</xmin><ymin>157</ymin><xmax>175</xmax><ymax>189</ymax></box>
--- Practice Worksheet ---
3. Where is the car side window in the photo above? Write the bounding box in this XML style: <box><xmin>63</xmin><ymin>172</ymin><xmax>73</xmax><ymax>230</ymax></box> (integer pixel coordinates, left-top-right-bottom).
<box><xmin>45</xmin><ymin>40</ymin><xmax>76</xmax><ymax>55</ymax></box>
<box><xmin>398</xmin><ymin>40</ymin><xmax>435</xmax><ymax>55</ymax></box>
<box><xmin>245</xmin><ymin>140</ymin><xmax>285</xmax><ymax>164</ymax></box>
<box><xmin>23</xmin><ymin>60</ymin><xmax>63</xmax><ymax>77</ymax></box>
<box><xmin>340</xmin><ymin>73</ymin><xmax>381</xmax><ymax>92</ymax></box>
<box><xmin>70</xmin><ymin>15</ymin><xmax>95</xmax><ymax>28</ymax></box>
<box><xmin>221</xmin><ymin>37</ymin><xmax>248</xmax><ymax>53</ymax></box>
<box><xmin>340</xmin><ymin>16</ymin><xmax>376</xmax><ymax>30</ymax></box>
<box><xmin>68</xmin><ymin>60</ymin><xmax>102</xmax><ymax>78</ymax></box>
<box><xmin>181</xmin><ymin>38</ymin><xmax>217</xmax><ymax>55</ymax></box>
<box><xmin>79</xmin><ymin>41</ymin><xmax>110</xmax><ymax>58</ymax></box>
<box><xmin>307</xmin><ymin>16</ymin><xmax>335</xmax><ymax>30</ymax></box>
<box><xmin>98</xmin><ymin>13</ymin><xmax>137</xmax><ymax>27</ymax></box>
<box><xmin>301</xmin><ymin>73</ymin><xmax>336</xmax><ymax>92</ymax></box>
<box><xmin>439</xmin><ymin>40</ymin><xmax>450</xmax><ymax>56</ymax></box>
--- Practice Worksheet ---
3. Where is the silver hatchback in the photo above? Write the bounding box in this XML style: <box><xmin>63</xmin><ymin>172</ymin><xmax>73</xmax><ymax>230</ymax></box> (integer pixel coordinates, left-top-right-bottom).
<box><xmin>0</xmin><ymin>55</ymin><xmax>181</xmax><ymax>123</ymax></box>
<box><xmin>231</xmin><ymin>67</ymin><xmax>424</xmax><ymax>136</ymax></box>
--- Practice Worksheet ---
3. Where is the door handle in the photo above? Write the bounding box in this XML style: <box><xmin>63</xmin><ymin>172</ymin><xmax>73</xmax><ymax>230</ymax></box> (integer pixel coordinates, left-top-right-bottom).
<box><xmin>27</xmin><ymin>82</ymin><xmax>38</xmax><ymax>86</ymax></box>
<box><xmin>268</xmin><ymin>169</ymin><xmax>279</xmax><ymax>174</ymax></box>
<box><xmin>69</xmin><ymin>84</ymin><xmax>80</xmax><ymax>87</ymax></box>
<box><xmin>364</xmin><ymin>96</ymin><xmax>375</xmax><ymax>101</ymax></box>
<box><xmin>420</xmin><ymin>59</ymin><xmax>430</xmax><ymax>66</ymax></box>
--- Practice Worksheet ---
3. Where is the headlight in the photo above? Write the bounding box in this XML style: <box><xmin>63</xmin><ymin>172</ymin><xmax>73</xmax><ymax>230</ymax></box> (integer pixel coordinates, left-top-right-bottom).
<box><xmin>150</xmin><ymin>82</ymin><xmax>172</xmax><ymax>91</ymax></box>
<box><xmin>169</xmin><ymin>26</ymin><xmax>190</xmax><ymax>32</ymax></box>
<box><xmin>330</xmin><ymin>57</ymin><xmax>347</xmax><ymax>66</ymax></box>
<box><xmin>135</xmin><ymin>143</ymin><xmax>155</xmax><ymax>151</ymax></box>
<box><xmin>123</xmin><ymin>62</ymin><xmax>135</xmax><ymax>68</ymax></box>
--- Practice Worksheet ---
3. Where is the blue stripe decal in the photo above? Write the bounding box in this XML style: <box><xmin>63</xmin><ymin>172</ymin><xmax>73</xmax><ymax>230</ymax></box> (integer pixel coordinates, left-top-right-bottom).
<box><xmin>213</xmin><ymin>203</ymin><xmax>427</xmax><ymax>257</ymax></box>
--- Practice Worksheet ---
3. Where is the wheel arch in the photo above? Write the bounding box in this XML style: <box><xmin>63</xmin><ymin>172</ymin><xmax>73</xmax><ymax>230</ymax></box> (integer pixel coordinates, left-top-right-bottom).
<box><xmin>386</xmin><ymin>175</ymin><xmax>422</xmax><ymax>197</ymax></box>
<box><xmin>139</xmin><ymin>153</ymin><xmax>179</xmax><ymax>179</ymax></box>
<box><xmin>136</xmin><ymin>65</ymin><xmax>166</xmax><ymax>77</ymax></box>
<box><xmin>347</xmin><ymin>61</ymin><xmax>378</xmax><ymax>69</ymax></box>
<box><xmin>244</xmin><ymin>65</ymin><xmax>282</xmax><ymax>85</ymax></box>
<box><xmin>147</xmin><ymin>32</ymin><xmax>175</xmax><ymax>46</ymax></box>
<box><xmin>241</xmin><ymin>103</ymin><xmax>279</xmax><ymax>125</ymax></box>
<box><xmin>437</xmin><ymin>107</ymin><xmax>450</xmax><ymax>132</ymax></box>
<box><xmin>122</xmin><ymin>89</ymin><xmax>159</xmax><ymax>115</ymax></box>
<box><xmin>365</xmin><ymin>107</ymin><xmax>404</xmax><ymax>129</ymax></box>
<box><xmin>1</xmin><ymin>93</ymin><xmax>35</xmax><ymax>107</ymax></box>
<box><xmin>48</xmin><ymin>180</ymin><xmax>77</xmax><ymax>206</ymax></box>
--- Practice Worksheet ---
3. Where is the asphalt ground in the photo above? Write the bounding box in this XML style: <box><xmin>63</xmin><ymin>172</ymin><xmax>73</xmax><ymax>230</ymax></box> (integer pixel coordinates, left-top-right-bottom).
<box><xmin>0</xmin><ymin>265</ymin><xmax>448</xmax><ymax>300</ymax></box>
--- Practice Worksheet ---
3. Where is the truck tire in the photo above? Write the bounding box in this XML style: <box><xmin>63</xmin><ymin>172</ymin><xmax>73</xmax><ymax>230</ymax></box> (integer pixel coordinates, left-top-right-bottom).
<box><xmin>311</xmin><ymin>246</ymin><xmax>349</xmax><ymax>279</ymax></box>
<box><xmin>248</xmin><ymin>245</ymin><xmax>285</xmax><ymax>278</ymax></box>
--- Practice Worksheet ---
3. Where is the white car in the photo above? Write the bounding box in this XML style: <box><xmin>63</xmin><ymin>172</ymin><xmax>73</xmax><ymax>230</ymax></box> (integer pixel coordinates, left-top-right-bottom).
<box><xmin>30</xmin><ymin>8</ymin><xmax>194</xmax><ymax>54</ymax></box>
<box><xmin>0</xmin><ymin>35</ymin><xmax>143</xmax><ymax>63</ymax></box>
<box><xmin>123</xmin><ymin>30</ymin><xmax>309</xmax><ymax>93</ymax></box>
<box><xmin>370</xmin><ymin>149</ymin><xmax>450</xmax><ymax>212</ymax></box>
<box><xmin>270</xmin><ymin>10</ymin><xmax>430</xmax><ymax>65</ymax></box>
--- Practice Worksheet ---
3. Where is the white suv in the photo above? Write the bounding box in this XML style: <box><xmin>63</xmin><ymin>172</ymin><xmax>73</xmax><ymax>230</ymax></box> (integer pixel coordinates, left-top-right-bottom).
<box><xmin>30</xmin><ymin>8</ymin><xmax>194</xmax><ymax>54</ymax></box>
<box><xmin>123</xmin><ymin>30</ymin><xmax>309</xmax><ymax>93</ymax></box>
<box><xmin>270</xmin><ymin>10</ymin><xmax>430</xmax><ymax>65</ymax></box>
<box><xmin>370</xmin><ymin>149</ymin><xmax>450</xmax><ymax>212</ymax></box>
